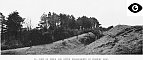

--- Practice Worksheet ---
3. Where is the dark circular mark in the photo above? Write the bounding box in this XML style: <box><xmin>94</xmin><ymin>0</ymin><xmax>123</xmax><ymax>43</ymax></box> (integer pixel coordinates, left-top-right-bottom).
<box><xmin>128</xmin><ymin>3</ymin><xmax>142</xmax><ymax>13</ymax></box>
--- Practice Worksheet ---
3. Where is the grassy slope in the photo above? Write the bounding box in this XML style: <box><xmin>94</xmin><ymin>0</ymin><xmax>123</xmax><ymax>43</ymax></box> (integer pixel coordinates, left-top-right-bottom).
<box><xmin>1</xmin><ymin>25</ymin><xmax>143</xmax><ymax>55</ymax></box>
<box><xmin>77</xmin><ymin>25</ymin><xmax>143</xmax><ymax>54</ymax></box>
<box><xmin>1</xmin><ymin>32</ymin><xmax>95</xmax><ymax>55</ymax></box>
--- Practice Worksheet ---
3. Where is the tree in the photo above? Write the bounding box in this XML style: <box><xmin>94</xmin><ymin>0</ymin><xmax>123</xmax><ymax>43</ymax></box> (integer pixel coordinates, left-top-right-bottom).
<box><xmin>39</xmin><ymin>13</ymin><xmax>49</xmax><ymax>32</ymax></box>
<box><xmin>48</xmin><ymin>12</ymin><xmax>60</xmax><ymax>30</ymax></box>
<box><xmin>0</xmin><ymin>12</ymin><xmax>7</xmax><ymax>41</ymax></box>
<box><xmin>39</xmin><ymin>12</ymin><xmax>60</xmax><ymax>30</ymax></box>
<box><xmin>68</xmin><ymin>16</ymin><xmax>78</xmax><ymax>29</ymax></box>
<box><xmin>59</xmin><ymin>14</ymin><xmax>77</xmax><ymax>29</ymax></box>
<box><xmin>89</xmin><ymin>17</ymin><xmax>101</xmax><ymax>29</ymax></box>
<box><xmin>77</xmin><ymin>16</ymin><xmax>92</xmax><ymax>29</ymax></box>
<box><xmin>77</xmin><ymin>16</ymin><xmax>101</xmax><ymax>29</ymax></box>
<box><xmin>6</xmin><ymin>11</ymin><xmax>24</xmax><ymax>40</ymax></box>
<box><xmin>39</xmin><ymin>12</ymin><xmax>61</xmax><ymax>41</ymax></box>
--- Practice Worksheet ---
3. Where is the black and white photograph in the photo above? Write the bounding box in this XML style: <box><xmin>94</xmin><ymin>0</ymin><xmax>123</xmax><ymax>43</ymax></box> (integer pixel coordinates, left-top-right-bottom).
<box><xmin>0</xmin><ymin>0</ymin><xmax>143</xmax><ymax>57</ymax></box>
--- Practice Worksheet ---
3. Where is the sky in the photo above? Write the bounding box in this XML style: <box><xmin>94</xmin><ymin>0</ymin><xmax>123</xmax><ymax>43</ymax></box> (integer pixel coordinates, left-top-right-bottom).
<box><xmin>0</xmin><ymin>0</ymin><xmax>143</xmax><ymax>28</ymax></box>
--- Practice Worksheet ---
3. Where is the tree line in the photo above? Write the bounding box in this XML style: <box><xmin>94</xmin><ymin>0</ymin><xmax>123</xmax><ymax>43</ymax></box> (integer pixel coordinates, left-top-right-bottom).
<box><xmin>1</xmin><ymin>11</ymin><xmax>111</xmax><ymax>50</ymax></box>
